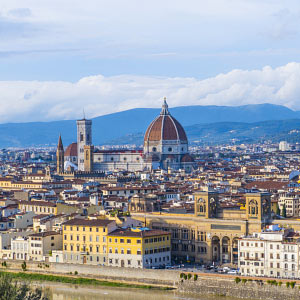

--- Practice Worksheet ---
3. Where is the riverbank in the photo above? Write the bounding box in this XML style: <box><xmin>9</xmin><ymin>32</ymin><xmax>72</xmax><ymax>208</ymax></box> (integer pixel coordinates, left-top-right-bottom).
<box><xmin>2</xmin><ymin>260</ymin><xmax>300</xmax><ymax>300</ymax></box>
<box><xmin>0</xmin><ymin>271</ymin><xmax>173</xmax><ymax>290</ymax></box>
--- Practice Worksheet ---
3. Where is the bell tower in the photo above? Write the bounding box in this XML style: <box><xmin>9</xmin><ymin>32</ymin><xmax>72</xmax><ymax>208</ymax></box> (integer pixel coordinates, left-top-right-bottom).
<box><xmin>77</xmin><ymin>117</ymin><xmax>92</xmax><ymax>171</ymax></box>
<box><xmin>56</xmin><ymin>135</ymin><xmax>64</xmax><ymax>174</ymax></box>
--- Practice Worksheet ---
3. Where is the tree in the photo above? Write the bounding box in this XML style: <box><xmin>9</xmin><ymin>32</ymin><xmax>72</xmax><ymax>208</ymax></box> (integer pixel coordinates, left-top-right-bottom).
<box><xmin>281</xmin><ymin>204</ymin><xmax>287</xmax><ymax>218</ymax></box>
<box><xmin>276</xmin><ymin>204</ymin><xmax>280</xmax><ymax>216</ymax></box>
<box><xmin>0</xmin><ymin>273</ymin><xmax>49</xmax><ymax>300</ymax></box>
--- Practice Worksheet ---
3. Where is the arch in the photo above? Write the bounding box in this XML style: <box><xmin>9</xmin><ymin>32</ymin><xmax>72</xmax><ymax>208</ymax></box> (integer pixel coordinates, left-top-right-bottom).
<box><xmin>211</xmin><ymin>236</ymin><xmax>220</xmax><ymax>263</ymax></box>
<box><xmin>249</xmin><ymin>199</ymin><xmax>258</xmax><ymax>215</ymax></box>
<box><xmin>221</xmin><ymin>236</ymin><xmax>230</xmax><ymax>263</ymax></box>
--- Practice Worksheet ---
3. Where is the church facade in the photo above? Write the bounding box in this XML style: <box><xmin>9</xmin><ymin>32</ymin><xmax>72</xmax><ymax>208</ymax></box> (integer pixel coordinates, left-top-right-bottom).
<box><xmin>59</xmin><ymin>99</ymin><xmax>194</xmax><ymax>173</ymax></box>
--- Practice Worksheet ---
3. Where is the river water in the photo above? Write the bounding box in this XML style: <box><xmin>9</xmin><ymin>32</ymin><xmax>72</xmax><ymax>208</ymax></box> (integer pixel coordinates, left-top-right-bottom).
<box><xmin>35</xmin><ymin>282</ymin><xmax>244</xmax><ymax>300</ymax></box>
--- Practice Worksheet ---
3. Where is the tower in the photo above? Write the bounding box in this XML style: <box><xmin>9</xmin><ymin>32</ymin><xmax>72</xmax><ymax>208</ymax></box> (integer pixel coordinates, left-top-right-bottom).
<box><xmin>56</xmin><ymin>135</ymin><xmax>64</xmax><ymax>174</ymax></box>
<box><xmin>77</xmin><ymin>118</ymin><xmax>92</xmax><ymax>171</ymax></box>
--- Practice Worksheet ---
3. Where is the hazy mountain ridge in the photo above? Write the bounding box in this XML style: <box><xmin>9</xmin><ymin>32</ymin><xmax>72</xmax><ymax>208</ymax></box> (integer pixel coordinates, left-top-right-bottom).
<box><xmin>1</xmin><ymin>103</ymin><xmax>300</xmax><ymax>147</ymax></box>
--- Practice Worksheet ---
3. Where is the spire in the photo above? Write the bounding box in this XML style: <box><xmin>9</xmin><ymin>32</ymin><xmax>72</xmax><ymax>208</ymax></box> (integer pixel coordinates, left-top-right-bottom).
<box><xmin>57</xmin><ymin>134</ymin><xmax>64</xmax><ymax>151</ymax></box>
<box><xmin>160</xmin><ymin>97</ymin><xmax>169</xmax><ymax>115</ymax></box>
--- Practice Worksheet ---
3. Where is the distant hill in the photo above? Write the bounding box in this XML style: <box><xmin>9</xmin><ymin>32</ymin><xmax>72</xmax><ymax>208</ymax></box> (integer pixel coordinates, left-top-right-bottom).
<box><xmin>1</xmin><ymin>103</ymin><xmax>300</xmax><ymax>147</ymax></box>
<box><xmin>107</xmin><ymin>119</ymin><xmax>300</xmax><ymax>145</ymax></box>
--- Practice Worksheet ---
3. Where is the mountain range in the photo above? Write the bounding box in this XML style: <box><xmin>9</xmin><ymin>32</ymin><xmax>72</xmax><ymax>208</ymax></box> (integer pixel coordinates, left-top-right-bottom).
<box><xmin>2</xmin><ymin>103</ymin><xmax>300</xmax><ymax>148</ymax></box>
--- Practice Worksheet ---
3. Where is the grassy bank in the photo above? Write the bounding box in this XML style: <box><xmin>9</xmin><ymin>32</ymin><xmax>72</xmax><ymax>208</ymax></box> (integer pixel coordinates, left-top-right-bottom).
<box><xmin>0</xmin><ymin>271</ymin><xmax>173</xmax><ymax>290</ymax></box>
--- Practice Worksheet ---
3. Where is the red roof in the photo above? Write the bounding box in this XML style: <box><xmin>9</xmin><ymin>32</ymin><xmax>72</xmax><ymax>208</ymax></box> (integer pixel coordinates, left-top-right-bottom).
<box><xmin>65</xmin><ymin>142</ymin><xmax>77</xmax><ymax>157</ymax></box>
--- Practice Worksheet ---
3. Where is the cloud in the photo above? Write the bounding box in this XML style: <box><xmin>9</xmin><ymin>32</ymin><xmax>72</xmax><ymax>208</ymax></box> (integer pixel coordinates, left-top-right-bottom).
<box><xmin>0</xmin><ymin>62</ymin><xmax>300</xmax><ymax>123</ymax></box>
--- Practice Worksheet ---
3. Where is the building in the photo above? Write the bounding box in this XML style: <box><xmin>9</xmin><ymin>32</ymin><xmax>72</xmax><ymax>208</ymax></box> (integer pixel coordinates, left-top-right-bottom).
<box><xmin>58</xmin><ymin>99</ymin><xmax>195</xmax><ymax>173</ymax></box>
<box><xmin>107</xmin><ymin>227</ymin><xmax>171</xmax><ymax>268</ymax></box>
<box><xmin>130</xmin><ymin>192</ymin><xmax>272</xmax><ymax>265</ymax></box>
<box><xmin>62</xmin><ymin>218</ymin><xmax>117</xmax><ymax>265</ymax></box>
<box><xmin>238</xmin><ymin>226</ymin><xmax>300</xmax><ymax>279</ymax></box>
<box><xmin>29</xmin><ymin>231</ymin><xmax>62</xmax><ymax>261</ymax></box>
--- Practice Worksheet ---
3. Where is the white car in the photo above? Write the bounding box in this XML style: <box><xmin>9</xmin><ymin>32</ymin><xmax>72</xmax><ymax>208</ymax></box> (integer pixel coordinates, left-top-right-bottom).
<box><xmin>227</xmin><ymin>270</ymin><xmax>238</xmax><ymax>275</ymax></box>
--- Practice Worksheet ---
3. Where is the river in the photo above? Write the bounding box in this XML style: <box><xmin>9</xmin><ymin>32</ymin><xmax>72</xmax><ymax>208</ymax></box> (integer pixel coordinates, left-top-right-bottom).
<box><xmin>34</xmin><ymin>282</ymin><xmax>248</xmax><ymax>300</ymax></box>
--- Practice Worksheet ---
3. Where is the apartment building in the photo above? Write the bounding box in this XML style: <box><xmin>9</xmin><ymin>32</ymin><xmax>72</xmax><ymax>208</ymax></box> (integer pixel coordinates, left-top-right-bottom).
<box><xmin>62</xmin><ymin>218</ymin><xmax>117</xmax><ymax>265</ymax></box>
<box><xmin>107</xmin><ymin>227</ymin><xmax>171</xmax><ymax>268</ymax></box>
<box><xmin>29</xmin><ymin>231</ymin><xmax>62</xmax><ymax>261</ymax></box>
<box><xmin>238</xmin><ymin>226</ymin><xmax>300</xmax><ymax>279</ymax></box>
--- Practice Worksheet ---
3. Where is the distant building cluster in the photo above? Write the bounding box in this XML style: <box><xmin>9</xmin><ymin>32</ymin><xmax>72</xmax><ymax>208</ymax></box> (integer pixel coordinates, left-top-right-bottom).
<box><xmin>1</xmin><ymin>100</ymin><xmax>300</xmax><ymax>278</ymax></box>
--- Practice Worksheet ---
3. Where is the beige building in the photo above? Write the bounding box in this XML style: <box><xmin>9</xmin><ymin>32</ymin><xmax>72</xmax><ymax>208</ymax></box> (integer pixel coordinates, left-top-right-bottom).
<box><xmin>29</xmin><ymin>231</ymin><xmax>62</xmax><ymax>261</ymax></box>
<box><xmin>130</xmin><ymin>192</ymin><xmax>272</xmax><ymax>265</ymax></box>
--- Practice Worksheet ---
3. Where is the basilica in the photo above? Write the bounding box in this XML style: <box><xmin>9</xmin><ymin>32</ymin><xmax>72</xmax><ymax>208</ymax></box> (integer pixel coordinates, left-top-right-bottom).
<box><xmin>57</xmin><ymin>99</ymin><xmax>194</xmax><ymax>174</ymax></box>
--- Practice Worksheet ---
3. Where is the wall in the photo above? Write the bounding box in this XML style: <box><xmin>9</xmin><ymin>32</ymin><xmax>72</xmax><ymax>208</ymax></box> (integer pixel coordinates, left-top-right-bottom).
<box><xmin>3</xmin><ymin>260</ymin><xmax>300</xmax><ymax>299</ymax></box>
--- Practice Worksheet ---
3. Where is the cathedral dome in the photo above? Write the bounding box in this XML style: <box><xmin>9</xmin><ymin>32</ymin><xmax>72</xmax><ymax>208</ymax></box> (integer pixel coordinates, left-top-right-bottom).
<box><xmin>65</xmin><ymin>142</ymin><xmax>78</xmax><ymax>157</ymax></box>
<box><xmin>144</xmin><ymin>99</ymin><xmax>187</xmax><ymax>143</ymax></box>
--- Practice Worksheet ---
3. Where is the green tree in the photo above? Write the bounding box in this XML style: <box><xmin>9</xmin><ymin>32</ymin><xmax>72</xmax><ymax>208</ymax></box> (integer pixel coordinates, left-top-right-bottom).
<box><xmin>0</xmin><ymin>273</ymin><xmax>49</xmax><ymax>300</ymax></box>
<box><xmin>21</xmin><ymin>262</ymin><xmax>27</xmax><ymax>272</ymax></box>
<box><xmin>276</xmin><ymin>204</ymin><xmax>280</xmax><ymax>216</ymax></box>
<box><xmin>281</xmin><ymin>204</ymin><xmax>287</xmax><ymax>218</ymax></box>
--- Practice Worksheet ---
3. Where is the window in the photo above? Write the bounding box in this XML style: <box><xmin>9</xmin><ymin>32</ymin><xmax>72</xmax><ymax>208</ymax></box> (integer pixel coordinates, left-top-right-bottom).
<box><xmin>127</xmin><ymin>239</ymin><xmax>131</xmax><ymax>244</ymax></box>
<box><xmin>127</xmin><ymin>249</ymin><xmax>131</xmax><ymax>254</ymax></box>
<box><xmin>137</xmin><ymin>240</ymin><xmax>141</xmax><ymax>244</ymax></box>
<box><xmin>120</xmin><ymin>239</ymin><xmax>124</xmax><ymax>243</ymax></box>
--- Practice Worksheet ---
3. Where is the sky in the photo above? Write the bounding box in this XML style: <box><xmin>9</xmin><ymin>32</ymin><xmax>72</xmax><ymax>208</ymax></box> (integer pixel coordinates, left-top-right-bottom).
<box><xmin>1</xmin><ymin>0</ymin><xmax>300</xmax><ymax>122</ymax></box>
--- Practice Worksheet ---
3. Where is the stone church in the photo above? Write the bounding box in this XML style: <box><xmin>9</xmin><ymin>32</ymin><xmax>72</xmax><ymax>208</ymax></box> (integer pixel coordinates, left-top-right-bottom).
<box><xmin>58</xmin><ymin>98</ymin><xmax>195</xmax><ymax>173</ymax></box>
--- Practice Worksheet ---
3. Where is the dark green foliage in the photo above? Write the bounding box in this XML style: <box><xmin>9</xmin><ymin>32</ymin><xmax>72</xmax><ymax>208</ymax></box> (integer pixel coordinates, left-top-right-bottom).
<box><xmin>276</xmin><ymin>204</ymin><xmax>280</xmax><ymax>216</ymax></box>
<box><xmin>187</xmin><ymin>273</ymin><xmax>192</xmax><ymax>280</ymax></box>
<box><xmin>235</xmin><ymin>277</ymin><xmax>241</xmax><ymax>284</ymax></box>
<box><xmin>286</xmin><ymin>282</ymin><xmax>290</xmax><ymax>288</ymax></box>
<box><xmin>21</xmin><ymin>261</ymin><xmax>27</xmax><ymax>272</ymax></box>
<box><xmin>0</xmin><ymin>273</ymin><xmax>49</xmax><ymax>300</ymax></box>
<box><xmin>278</xmin><ymin>282</ymin><xmax>282</xmax><ymax>286</ymax></box>
<box><xmin>180</xmin><ymin>273</ymin><xmax>184</xmax><ymax>279</ymax></box>
<box><xmin>193</xmin><ymin>274</ymin><xmax>198</xmax><ymax>281</ymax></box>
<box><xmin>183</xmin><ymin>274</ymin><xmax>187</xmax><ymax>280</ymax></box>
<box><xmin>282</xmin><ymin>204</ymin><xmax>287</xmax><ymax>218</ymax></box>
<box><xmin>290</xmin><ymin>282</ymin><xmax>296</xmax><ymax>289</ymax></box>
<box><xmin>74</xmin><ymin>271</ymin><xmax>78</xmax><ymax>275</ymax></box>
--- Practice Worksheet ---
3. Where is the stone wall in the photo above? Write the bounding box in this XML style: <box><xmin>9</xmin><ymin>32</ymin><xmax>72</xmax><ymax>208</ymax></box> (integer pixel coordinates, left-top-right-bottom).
<box><xmin>179</xmin><ymin>275</ymin><xmax>300</xmax><ymax>300</ymax></box>
<box><xmin>1</xmin><ymin>260</ymin><xmax>178</xmax><ymax>286</ymax></box>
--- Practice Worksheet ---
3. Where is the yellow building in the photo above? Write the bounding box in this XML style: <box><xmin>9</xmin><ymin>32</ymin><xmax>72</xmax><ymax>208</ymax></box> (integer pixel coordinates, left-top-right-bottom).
<box><xmin>131</xmin><ymin>191</ymin><xmax>272</xmax><ymax>265</ymax></box>
<box><xmin>62</xmin><ymin>218</ymin><xmax>117</xmax><ymax>265</ymax></box>
<box><xmin>107</xmin><ymin>227</ymin><xmax>171</xmax><ymax>268</ymax></box>
<box><xmin>62</xmin><ymin>218</ymin><xmax>171</xmax><ymax>268</ymax></box>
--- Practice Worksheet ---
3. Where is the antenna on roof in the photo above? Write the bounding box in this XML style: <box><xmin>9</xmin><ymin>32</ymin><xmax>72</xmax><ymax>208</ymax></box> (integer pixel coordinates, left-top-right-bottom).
<box><xmin>83</xmin><ymin>108</ymin><xmax>86</xmax><ymax>119</ymax></box>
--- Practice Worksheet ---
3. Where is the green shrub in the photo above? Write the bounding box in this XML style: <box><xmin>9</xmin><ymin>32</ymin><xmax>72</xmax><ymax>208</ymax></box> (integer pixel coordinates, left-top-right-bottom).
<box><xmin>235</xmin><ymin>277</ymin><xmax>241</xmax><ymax>284</ymax></box>
<box><xmin>74</xmin><ymin>271</ymin><xmax>78</xmax><ymax>275</ymax></box>
<box><xmin>278</xmin><ymin>281</ymin><xmax>282</xmax><ymax>286</ymax></box>
<box><xmin>183</xmin><ymin>274</ymin><xmax>187</xmax><ymax>280</ymax></box>
<box><xmin>241</xmin><ymin>279</ymin><xmax>247</xmax><ymax>284</ymax></box>
<box><xmin>290</xmin><ymin>282</ymin><xmax>296</xmax><ymax>289</ymax></box>
<box><xmin>187</xmin><ymin>273</ymin><xmax>192</xmax><ymax>280</ymax></box>
<box><xmin>21</xmin><ymin>261</ymin><xmax>27</xmax><ymax>272</ymax></box>
<box><xmin>180</xmin><ymin>273</ymin><xmax>184</xmax><ymax>279</ymax></box>
<box><xmin>194</xmin><ymin>274</ymin><xmax>198</xmax><ymax>281</ymax></box>
<box><xmin>286</xmin><ymin>282</ymin><xmax>290</xmax><ymax>288</ymax></box>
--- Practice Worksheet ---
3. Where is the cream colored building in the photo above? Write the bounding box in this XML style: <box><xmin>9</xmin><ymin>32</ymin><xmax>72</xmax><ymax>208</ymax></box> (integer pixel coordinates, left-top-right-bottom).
<box><xmin>238</xmin><ymin>227</ymin><xmax>299</xmax><ymax>279</ymax></box>
<box><xmin>29</xmin><ymin>231</ymin><xmax>62</xmax><ymax>261</ymax></box>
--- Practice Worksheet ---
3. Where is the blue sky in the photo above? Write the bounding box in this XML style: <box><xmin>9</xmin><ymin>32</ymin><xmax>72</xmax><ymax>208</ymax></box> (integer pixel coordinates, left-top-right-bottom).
<box><xmin>1</xmin><ymin>0</ymin><xmax>300</xmax><ymax>122</ymax></box>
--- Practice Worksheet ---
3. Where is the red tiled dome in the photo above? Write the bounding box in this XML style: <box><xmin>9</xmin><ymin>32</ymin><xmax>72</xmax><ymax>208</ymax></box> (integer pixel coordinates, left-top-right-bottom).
<box><xmin>144</xmin><ymin>99</ymin><xmax>187</xmax><ymax>142</ymax></box>
<box><xmin>181</xmin><ymin>154</ymin><xmax>194</xmax><ymax>163</ymax></box>
<box><xmin>65</xmin><ymin>142</ymin><xmax>77</xmax><ymax>157</ymax></box>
